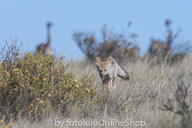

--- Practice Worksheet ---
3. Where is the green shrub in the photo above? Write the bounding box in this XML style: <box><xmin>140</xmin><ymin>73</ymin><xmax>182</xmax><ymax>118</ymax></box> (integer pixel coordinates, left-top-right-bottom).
<box><xmin>0</xmin><ymin>52</ymin><xmax>95</xmax><ymax>121</ymax></box>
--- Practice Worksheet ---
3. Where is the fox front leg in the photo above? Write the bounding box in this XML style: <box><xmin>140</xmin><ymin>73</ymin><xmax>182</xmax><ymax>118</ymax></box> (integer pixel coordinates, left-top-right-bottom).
<box><xmin>107</xmin><ymin>79</ymin><xmax>113</xmax><ymax>93</ymax></box>
<box><xmin>111</xmin><ymin>65</ymin><xmax>117</xmax><ymax>90</ymax></box>
<box><xmin>107</xmin><ymin>78</ymin><xmax>117</xmax><ymax>92</ymax></box>
<box><xmin>111</xmin><ymin>77</ymin><xmax>116</xmax><ymax>90</ymax></box>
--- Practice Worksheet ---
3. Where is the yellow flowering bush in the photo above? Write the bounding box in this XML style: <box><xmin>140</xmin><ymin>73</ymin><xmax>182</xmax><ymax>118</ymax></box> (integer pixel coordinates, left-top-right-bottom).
<box><xmin>0</xmin><ymin>51</ymin><xmax>95</xmax><ymax>121</ymax></box>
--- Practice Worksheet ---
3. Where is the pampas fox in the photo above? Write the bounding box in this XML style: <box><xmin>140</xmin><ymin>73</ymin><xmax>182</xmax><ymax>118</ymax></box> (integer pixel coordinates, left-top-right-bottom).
<box><xmin>96</xmin><ymin>56</ymin><xmax>129</xmax><ymax>92</ymax></box>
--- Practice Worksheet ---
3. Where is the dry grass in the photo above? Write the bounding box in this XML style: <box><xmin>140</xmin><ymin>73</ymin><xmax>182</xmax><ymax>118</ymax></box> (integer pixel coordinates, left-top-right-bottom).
<box><xmin>1</xmin><ymin>45</ymin><xmax>192</xmax><ymax>128</ymax></box>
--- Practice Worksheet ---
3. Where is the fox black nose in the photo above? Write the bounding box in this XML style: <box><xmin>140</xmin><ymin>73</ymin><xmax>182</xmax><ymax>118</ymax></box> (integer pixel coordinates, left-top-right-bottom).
<box><xmin>100</xmin><ymin>73</ymin><xmax>104</xmax><ymax>77</ymax></box>
<box><xmin>126</xmin><ymin>76</ymin><xmax>130</xmax><ymax>81</ymax></box>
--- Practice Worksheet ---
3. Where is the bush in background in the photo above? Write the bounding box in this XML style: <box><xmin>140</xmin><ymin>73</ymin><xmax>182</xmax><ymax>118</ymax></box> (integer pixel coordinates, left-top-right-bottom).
<box><xmin>73</xmin><ymin>24</ymin><xmax>140</xmax><ymax>63</ymax></box>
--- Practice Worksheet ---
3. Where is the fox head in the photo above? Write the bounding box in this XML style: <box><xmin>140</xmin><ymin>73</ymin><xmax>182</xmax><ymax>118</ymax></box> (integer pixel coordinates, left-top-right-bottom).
<box><xmin>96</xmin><ymin>56</ymin><xmax>113</xmax><ymax>77</ymax></box>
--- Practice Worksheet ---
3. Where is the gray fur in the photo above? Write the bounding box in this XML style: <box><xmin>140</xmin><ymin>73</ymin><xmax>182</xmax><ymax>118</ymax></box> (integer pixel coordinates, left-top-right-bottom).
<box><xmin>111</xmin><ymin>57</ymin><xmax>130</xmax><ymax>80</ymax></box>
<box><xmin>96</xmin><ymin>56</ymin><xmax>129</xmax><ymax>92</ymax></box>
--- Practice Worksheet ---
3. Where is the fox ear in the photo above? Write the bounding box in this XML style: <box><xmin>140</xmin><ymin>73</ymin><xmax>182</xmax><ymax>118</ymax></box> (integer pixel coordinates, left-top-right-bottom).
<box><xmin>106</xmin><ymin>56</ymin><xmax>112</xmax><ymax>65</ymax></box>
<box><xmin>96</xmin><ymin>57</ymin><xmax>102</xmax><ymax>65</ymax></box>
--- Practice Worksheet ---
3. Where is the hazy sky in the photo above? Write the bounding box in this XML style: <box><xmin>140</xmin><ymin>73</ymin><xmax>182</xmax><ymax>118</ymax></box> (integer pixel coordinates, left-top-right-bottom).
<box><xmin>0</xmin><ymin>0</ymin><xmax>191</xmax><ymax>60</ymax></box>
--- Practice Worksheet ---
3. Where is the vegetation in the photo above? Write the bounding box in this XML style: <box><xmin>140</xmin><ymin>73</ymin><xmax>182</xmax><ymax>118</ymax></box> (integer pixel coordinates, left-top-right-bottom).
<box><xmin>0</xmin><ymin>21</ymin><xmax>192</xmax><ymax>128</ymax></box>
<box><xmin>73</xmin><ymin>24</ymin><xmax>140</xmax><ymax>63</ymax></box>
<box><xmin>0</xmin><ymin>43</ymin><xmax>95</xmax><ymax>123</ymax></box>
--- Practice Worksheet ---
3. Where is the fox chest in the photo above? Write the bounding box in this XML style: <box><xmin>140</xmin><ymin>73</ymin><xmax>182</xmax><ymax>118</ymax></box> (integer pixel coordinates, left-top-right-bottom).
<box><xmin>101</xmin><ymin>74</ymin><xmax>111</xmax><ymax>84</ymax></box>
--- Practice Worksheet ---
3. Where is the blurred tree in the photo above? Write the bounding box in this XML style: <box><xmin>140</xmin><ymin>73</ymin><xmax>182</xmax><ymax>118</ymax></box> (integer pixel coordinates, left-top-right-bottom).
<box><xmin>73</xmin><ymin>24</ymin><xmax>140</xmax><ymax>63</ymax></box>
